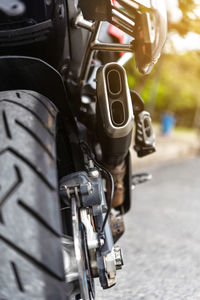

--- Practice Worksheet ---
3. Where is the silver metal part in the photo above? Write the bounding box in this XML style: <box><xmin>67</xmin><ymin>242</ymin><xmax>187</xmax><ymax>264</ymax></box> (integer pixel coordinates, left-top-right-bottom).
<box><xmin>71</xmin><ymin>198</ymin><xmax>90</xmax><ymax>300</ymax></box>
<box><xmin>101</xmin><ymin>205</ymin><xmax>108</xmax><ymax>214</ymax></box>
<box><xmin>96</xmin><ymin>63</ymin><xmax>134</xmax><ymax>138</ymax></box>
<box><xmin>111</xmin><ymin>4</ymin><xmax>135</xmax><ymax>37</ymax></box>
<box><xmin>62</xmin><ymin>236</ymin><xmax>79</xmax><ymax>284</ymax></box>
<box><xmin>114</xmin><ymin>246</ymin><xmax>124</xmax><ymax>270</ymax></box>
<box><xmin>88</xmin><ymin>160</ymin><xmax>99</xmax><ymax>178</ymax></box>
<box><xmin>80</xmin><ymin>209</ymin><xmax>99</xmax><ymax>250</ymax></box>
<box><xmin>103</xmin><ymin>245</ymin><xmax>124</xmax><ymax>287</ymax></box>
<box><xmin>62</xmin><ymin>236</ymin><xmax>84</xmax><ymax>299</ymax></box>
<box><xmin>74</xmin><ymin>2</ymin><xmax>136</xmax><ymax>85</ymax></box>
<box><xmin>133</xmin><ymin>0</ymin><xmax>167</xmax><ymax>74</ymax></box>
<box><xmin>75</xmin><ymin>12</ymin><xmax>94</xmax><ymax>32</ymax></box>
<box><xmin>61</xmin><ymin>177</ymin><xmax>123</xmax><ymax>295</ymax></box>
<box><xmin>79</xmin><ymin>208</ymin><xmax>123</xmax><ymax>287</ymax></box>
<box><xmin>137</xmin><ymin>111</ymin><xmax>155</xmax><ymax>146</ymax></box>
<box><xmin>89</xmin><ymin>170</ymin><xmax>99</xmax><ymax>178</ymax></box>
<box><xmin>91</xmin><ymin>42</ymin><xmax>133</xmax><ymax>52</ymax></box>
<box><xmin>62</xmin><ymin>196</ymin><xmax>124</xmax><ymax>295</ymax></box>
<box><xmin>0</xmin><ymin>0</ymin><xmax>25</xmax><ymax>16</ymax></box>
<box><xmin>78</xmin><ymin>20</ymin><xmax>101</xmax><ymax>86</ymax></box>
<box><xmin>118</xmin><ymin>0</ymin><xmax>151</xmax><ymax>9</ymax></box>
<box><xmin>75</xmin><ymin>18</ymin><xmax>135</xmax><ymax>85</ymax></box>
<box><xmin>75</xmin><ymin>0</ymin><xmax>167</xmax><ymax>82</ymax></box>
<box><xmin>80</xmin><ymin>209</ymin><xmax>99</xmax><ymax>277</ymax></box>
<box><xmin>104</xmin><ymin>250</ymin><xmax>117</xmax><ymax>287</ymax></box>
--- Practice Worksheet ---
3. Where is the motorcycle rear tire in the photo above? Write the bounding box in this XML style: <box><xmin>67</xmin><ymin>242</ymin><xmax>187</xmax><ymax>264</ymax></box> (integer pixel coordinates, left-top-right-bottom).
<box><xmin>0</xmin><ymin>90</ymin><xmax>66</xmax><ymax>299</ymax></box>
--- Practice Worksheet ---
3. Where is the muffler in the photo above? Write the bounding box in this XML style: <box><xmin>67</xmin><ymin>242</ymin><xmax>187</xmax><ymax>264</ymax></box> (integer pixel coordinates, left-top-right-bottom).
<box><xmin>96</xmin><ymin>63</ymin><xmax>134</xmax><ymax>167</ymax></box>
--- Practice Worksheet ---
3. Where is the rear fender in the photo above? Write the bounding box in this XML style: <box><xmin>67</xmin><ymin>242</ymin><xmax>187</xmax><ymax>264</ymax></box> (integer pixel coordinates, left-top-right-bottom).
<box><xmin>0</xmin><ymin>56</ymin><xmax>71</xmax><ymax>118</ymax></box>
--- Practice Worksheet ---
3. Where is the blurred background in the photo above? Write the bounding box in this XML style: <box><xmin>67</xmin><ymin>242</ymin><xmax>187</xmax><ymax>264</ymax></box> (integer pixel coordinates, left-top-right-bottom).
<box><xmin>128</xmin><ymin>0</ymin><xmax>200</xmax><ymax>168</ymax></box>
<box><xmin>96</xmin><ymin>1</ymin><xmax>200</xmax><ymax>299</ymax></box>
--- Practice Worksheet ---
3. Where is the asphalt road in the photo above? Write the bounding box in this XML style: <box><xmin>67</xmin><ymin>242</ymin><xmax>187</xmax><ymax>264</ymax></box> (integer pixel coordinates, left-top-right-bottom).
<box><xmin>96</xmin><ymin>157</ymin><xmax>200</xmax><ymax>300</ymax></box>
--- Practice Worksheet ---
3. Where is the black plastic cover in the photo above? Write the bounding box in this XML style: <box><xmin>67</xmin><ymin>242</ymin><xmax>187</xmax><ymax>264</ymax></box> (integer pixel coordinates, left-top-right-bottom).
<box><xmin>0</xmin><ymin>0</ymin><xmax>68</xmax><ymax>68</ymax></box>
<box><xmin>79</xmin><ymin>0</ymin><xmax>112</xmax><ymax>21</ymax></box>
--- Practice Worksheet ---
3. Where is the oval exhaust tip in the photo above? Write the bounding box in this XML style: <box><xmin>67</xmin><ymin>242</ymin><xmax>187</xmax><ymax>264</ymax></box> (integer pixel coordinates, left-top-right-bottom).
<box><xmin>107</xmin><ymin>69</ymin><xmax>122</xmax><ymax>98</ymax></box>
<box><xmin>111</xmin><ymin>100</ymin><xmax>125</xmax><ymax>127</ymax></box>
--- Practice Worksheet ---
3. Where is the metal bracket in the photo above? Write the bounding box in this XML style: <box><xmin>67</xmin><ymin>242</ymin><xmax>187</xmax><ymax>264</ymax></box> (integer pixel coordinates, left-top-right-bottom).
<box><xmin>118</xmin><ymin>0</ymin><xmax>152</xmax><ymax>10</ymax></box>
<box><xmin>76</xmin><ymin>18</ymin><xmax>135</xmax><ymax>85</ymax></box>
<box><xmin>80</xmin><ymin>209</ymin><xmax>100</xmax><ymax>250</ymax></box>
<box><xmin>75</xmin><ymin>0</ymin><xmax>143</xmax><ymax>85</ymax></box>
<box><xmin>0</xmin><ymin>0</ymin><xmax>25</xmax><ymax>17</ymax></box>
<box><xmin>60</xmin><ymin>171</ymin><xmax>105</xmax><ymax>208</ymax></box>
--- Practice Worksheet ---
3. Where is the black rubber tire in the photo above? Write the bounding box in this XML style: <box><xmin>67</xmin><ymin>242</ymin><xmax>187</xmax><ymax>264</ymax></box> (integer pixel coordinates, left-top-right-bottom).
<box><xmin>0</xmin><ymin>90</ymin><xmax>66</xmax><ymax>300</ymax></box>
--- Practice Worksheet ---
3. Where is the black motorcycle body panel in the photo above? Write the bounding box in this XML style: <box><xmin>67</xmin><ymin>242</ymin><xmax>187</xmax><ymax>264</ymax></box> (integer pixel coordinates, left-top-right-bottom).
<box><xmin>0</xmin><ymin>0</ymin><xmax>69</xmax><ymax>68</ymax></box>
<box><xmin>0</xmin><ymin>56</ymin><xmax>70</xmax><ymax>116</ymax></box>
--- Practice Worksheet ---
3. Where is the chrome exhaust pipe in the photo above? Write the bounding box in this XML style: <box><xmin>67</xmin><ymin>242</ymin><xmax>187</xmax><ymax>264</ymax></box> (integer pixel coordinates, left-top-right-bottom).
<box><xmin>96</xmin><ymin>63</ymin><xmax>134</xmax><ymax>166</ymax></box>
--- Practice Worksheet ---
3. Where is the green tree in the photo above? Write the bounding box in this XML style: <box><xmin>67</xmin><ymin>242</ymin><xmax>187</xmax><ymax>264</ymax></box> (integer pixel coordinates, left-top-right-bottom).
<box><xmin>170</xmin><ymin>0</ymin><xmax>200</xmax><ymax>35</ymax></box>
<box><xmin>126</xmin><ymin>0</ymin><xmax>200</xmax><ymax>127</ymax></box>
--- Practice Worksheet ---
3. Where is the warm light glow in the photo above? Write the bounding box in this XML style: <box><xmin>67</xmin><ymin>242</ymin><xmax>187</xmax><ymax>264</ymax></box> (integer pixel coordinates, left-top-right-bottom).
<box><xmin>166</xmin><ymin>0</ymin><xmax>182</xmax><ymax>22</ymax></box>
<box><xmin>165</xmin><ymin>0</ymin><xmax>200</xmax><ymax>52</ymax></box>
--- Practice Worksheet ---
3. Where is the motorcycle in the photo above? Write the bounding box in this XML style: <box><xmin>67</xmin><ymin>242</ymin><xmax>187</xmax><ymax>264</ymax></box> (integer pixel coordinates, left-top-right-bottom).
<box><xmin>0</xmin><ymin>1</ymin><xmax>167</xmax><ymax>299</ymax></box>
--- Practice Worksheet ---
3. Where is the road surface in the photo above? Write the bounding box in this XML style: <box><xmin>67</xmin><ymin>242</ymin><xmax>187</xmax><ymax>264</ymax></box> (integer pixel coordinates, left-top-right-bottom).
<box><xmin>96</xmin><ymin>157</ymin><xmax>200</xmax><ymax>300</ymax></box>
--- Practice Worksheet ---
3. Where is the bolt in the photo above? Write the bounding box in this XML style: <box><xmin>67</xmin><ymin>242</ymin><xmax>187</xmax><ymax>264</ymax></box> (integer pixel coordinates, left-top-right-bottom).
<box><xmin>87</xmin><ymin>182</ymin><xmax>93</xmax><ymax>194</ymax></box>
<box><xmin>60</xmin><ymin>64</ymin><xmax>68</xmax><ymax>75</ymax></box>
<box><xmin>100</xmin><ymin>238</ymin><xmax>104</xmax><ymax>246</ymax></box>
<box><xmin>89</xmin><ymin>169</ymin><xmax>99</xmax><ymax>178</ymax></box>
<box><xmin>102</xmin><ymin>204</ymin><xmax>108</xmax><ymax>213</ymax></box>
<box><xmin>88</xmin><ymin>160</ymin><xmax>94</xmax><ymax>169</ymax></box>
<box><xmin>88</xmin><ymin>160</ymin><xmax>99</xmax><ymax>178</ymax></box>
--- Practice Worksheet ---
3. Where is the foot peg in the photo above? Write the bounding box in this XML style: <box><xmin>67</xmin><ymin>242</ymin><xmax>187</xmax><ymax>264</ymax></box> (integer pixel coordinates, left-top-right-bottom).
<box><xmin>134</xmin><ymin>111</ymin><xmax>156</xmax><ymax>157</ymax></box>
<box><xmin>131</xmin><ymin>90</ymin><xmax>156</xmax><ymax>157</ymax></box>
<box><xmin>132</xmin><ymin>173</ymin><xmax>152</xmax><ymax>187</ymax></box>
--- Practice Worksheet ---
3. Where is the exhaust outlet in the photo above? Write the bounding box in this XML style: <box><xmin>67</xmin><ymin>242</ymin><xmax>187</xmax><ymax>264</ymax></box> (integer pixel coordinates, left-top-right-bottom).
<box><xmin>111</xmin><ymin>100</ymin><xmax>125</xmax><ymax>127</ymax></box>
<box><xmin>96</xmin><ymin>63</ymin><xmax>134</xmax><ymax>166</ymax></box>
<box><xmin>107</xmin><ymin>69</ymin><xmax>122</xmax><ymax>98</ymax></box>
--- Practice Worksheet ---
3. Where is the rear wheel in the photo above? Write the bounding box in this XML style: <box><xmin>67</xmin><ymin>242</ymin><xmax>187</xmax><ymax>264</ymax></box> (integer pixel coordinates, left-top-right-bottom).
<box><xmin>0</xmin><ymin>90</ymin><xmax>66</xmax><ymax>299</ymax></box>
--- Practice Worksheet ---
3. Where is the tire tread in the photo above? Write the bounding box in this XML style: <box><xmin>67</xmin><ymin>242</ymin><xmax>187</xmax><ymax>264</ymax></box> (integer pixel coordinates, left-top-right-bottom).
<box><xmin>0</xmin><ymin>90</ymin><xmax>65</xmax><ymax>299</ymax></box>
